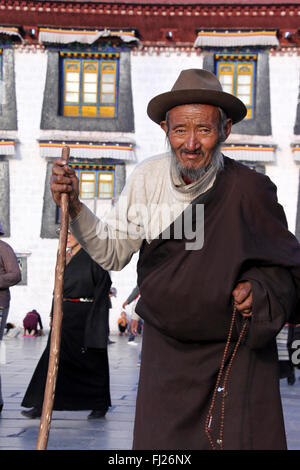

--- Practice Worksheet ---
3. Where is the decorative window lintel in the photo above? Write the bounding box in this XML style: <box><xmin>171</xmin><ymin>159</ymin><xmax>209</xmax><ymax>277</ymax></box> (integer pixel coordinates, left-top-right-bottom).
<box><xmin>39</xmin><ymin>28</ymin><xmax>139</xmax><ymax>46</ymax></box>
<box><xmin>194</xmin><ymin>29</ymin><xmax>279</xmax><ymax>48</ymax></box>
<box><xmin>0</xmin><ymin>139</ymin><xmax>15</xmax><ymax>156</ymax></box>
<box><xmin>39</xmin><ymin>140</ymin><xmax>136</xmax><ymax>162</ymax></box>
<box><xmin>222</xmin><ymin>144</ymin><xmax>276</xmax><ymax>162</ymax></box>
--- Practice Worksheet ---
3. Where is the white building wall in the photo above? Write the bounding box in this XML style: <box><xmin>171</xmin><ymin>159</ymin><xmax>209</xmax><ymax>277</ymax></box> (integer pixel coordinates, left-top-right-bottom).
<box><xmin>7</xmin><ymin>48</ymin><xmax>58</xmax><ymax>329</ymax></box>
<box><xmin>4</xmin><ymin>47</ymin><xmax>300</xmax><ymax>333</ymax></box>
<box><xmin>266</xmin><ymin>52</ymin><xmax>300</xmax><ymax>232</ymax></box>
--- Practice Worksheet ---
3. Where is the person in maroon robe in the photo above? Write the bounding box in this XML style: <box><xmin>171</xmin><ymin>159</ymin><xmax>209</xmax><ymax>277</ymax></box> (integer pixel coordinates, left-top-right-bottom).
<box><xmin>50</xmin><ymin>69</ymin><xmax>300</xmax><ymax>450</ymax></box>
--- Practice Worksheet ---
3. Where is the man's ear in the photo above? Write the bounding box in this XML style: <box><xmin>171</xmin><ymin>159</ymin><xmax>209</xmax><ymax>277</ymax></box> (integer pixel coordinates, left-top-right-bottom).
<box><xmin>219</xmin><ymin>118</ymin><xmax>232</xmax><ymax>143</ymax></box>
<box><xmin>224</xmin><ymin>118</ymin><xmax>232</xmax><ymax>139</ymax></box>
<box><xmin>160</xmin><ymin>121</ymin><xmax>168</xmax><ymax>134</ymax></box>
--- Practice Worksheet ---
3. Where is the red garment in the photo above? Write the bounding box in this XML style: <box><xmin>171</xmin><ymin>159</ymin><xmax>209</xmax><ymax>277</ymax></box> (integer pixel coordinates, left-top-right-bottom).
<box><xmin>23</xmin><ymin>311</ymin><xmax>43</xmax><ymax>331</ymax></box>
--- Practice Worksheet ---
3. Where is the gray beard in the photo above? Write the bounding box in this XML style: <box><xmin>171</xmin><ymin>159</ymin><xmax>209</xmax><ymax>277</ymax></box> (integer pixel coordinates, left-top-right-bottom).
<box><xmin>169</xmin><ymin>144</ymin><xmax>224</xmax><ymax>182</ymax></box>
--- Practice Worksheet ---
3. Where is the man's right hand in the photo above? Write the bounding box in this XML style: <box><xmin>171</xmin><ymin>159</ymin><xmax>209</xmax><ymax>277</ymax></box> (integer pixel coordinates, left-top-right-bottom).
<box><xmin>50</xmin><ymin>159</ymin><xmax>82</xmax><ymax>219</ymax></box>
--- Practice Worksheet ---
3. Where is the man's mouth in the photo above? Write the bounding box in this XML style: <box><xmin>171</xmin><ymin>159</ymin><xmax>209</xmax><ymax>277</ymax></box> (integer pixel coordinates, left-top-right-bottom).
<box><xmin>181</xmin><ymin>150</ymin><xmax>204</xmax><ymax>159</ymax></box>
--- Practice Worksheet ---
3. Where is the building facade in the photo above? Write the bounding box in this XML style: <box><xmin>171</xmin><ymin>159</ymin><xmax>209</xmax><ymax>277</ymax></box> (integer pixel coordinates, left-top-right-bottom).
<box><xmin>0</xmin><ymin>0</ymin><xmax>299</xmax><ymax>330</ymax></box>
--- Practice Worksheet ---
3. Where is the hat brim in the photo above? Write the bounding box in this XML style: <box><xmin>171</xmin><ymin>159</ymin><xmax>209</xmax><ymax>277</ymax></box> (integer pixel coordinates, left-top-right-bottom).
<box><xmin>147</xmin><ymin>89</ymin><xmax>247</xmax><ymax>125</ymax></box>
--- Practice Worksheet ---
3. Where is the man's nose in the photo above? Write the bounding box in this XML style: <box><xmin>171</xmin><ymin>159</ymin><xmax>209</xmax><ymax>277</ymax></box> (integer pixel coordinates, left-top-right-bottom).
<box><xmin>184</xmin><ymin>131</ymin><xmax>199</xmax><ymax>150</ymax></box>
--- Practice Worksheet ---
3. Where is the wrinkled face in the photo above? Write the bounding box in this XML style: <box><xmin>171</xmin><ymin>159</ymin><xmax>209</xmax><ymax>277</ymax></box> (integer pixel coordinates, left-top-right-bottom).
<box><xmin>67</xmin><ymin>232</ymin><xmax>79</xmax><ymax>249</ymax></box>
<box><xmin>160</xmin><ymin>104</ymin><xmax>231</xmax><ymax>174</ymax></box>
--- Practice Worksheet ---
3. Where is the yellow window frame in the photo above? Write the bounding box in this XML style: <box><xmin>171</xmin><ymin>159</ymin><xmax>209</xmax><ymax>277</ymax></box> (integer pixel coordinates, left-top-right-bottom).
<box><xmin>217</xmin><ymin>62</ymin><xmax>235</xmax><ymax>95</ymax></box>
<box><xmin>79</xmin><ymin>171</ymin><xmax>96</xmax><ymax>198</ymax></box>
<box><xmin>97</xmin><ymin>171</ymin><xmax>114</xmax><ymax>199</ymax></box>
<box><xmin>236</xmin><ymin>62</ymin><xmax>254</xmax><ymax>107</ymax></box>
<box><xmin>82</xmin><ymin>60</ymin><xmax>98</xmax><ymax>106</ymax></box>
<box><xmin>216</xmin><ymin>56</ymin><xmax>256</xmax><ymax>120</ymax></box>
<box><xmin>64</xmin><ymin>59</ymin><xmax>80</xmax><ymax>104</ymax></box>
<box><xmin>100</xmin><ymin>61</ymin><xmax>117</xmax><ymax>106</ymax></box>
<box><xmin>62</xmin><ymin>55</ymin><xmax>118</xmax><ymax>118</ymax></box>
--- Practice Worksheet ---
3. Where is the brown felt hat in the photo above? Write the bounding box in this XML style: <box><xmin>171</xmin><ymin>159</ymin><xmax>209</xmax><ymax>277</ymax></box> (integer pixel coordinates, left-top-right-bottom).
<box><xmin>147</xmin><ymin>68</ymin><xmax>247</xmax><ymax>125</ymax></box>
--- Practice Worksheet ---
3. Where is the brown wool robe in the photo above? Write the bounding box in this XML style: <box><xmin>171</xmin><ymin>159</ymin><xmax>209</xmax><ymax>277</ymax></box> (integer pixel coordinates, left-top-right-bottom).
<box><xmin>133</xmin><ymin>157</ymin><xmax>300</xmax><ymax>450</ymax></box>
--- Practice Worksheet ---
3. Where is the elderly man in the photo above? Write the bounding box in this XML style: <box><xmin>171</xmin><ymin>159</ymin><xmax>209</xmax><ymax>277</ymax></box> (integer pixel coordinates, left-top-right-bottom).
<box><xmin>51</xmin><ymin>69</ymin><xmax>300</xmax><ymax>450</ymax></box>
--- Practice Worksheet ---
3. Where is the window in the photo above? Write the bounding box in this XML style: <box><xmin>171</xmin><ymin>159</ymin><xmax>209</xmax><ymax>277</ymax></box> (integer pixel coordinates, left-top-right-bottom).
<box><xmin>216</xmin><ymin>55</ymin><xmax>256</xmax><ymax>119</ymax></box>
<box><xmin>98</xmin><ymin>172</ymin><xmax>114</xmax><ymax>199</ymax></box>
<box><xmin>72</xmin><ymin>165</ymin><xmax>115</xmax><ymax>199</ymax></box>
<box><xmin>61</xmin><ymin>53</ymin><xmax>119</xmax><ymax>118</ymax></box>
<box><xmin>54</xmin><ymin>166</ymin><xmax>115</xmax><ymax>227</ymax></box>
<box><xmin>42</xmin><ymin>50</ymin><xmax>134</xmax><ymax>132</ymax></box>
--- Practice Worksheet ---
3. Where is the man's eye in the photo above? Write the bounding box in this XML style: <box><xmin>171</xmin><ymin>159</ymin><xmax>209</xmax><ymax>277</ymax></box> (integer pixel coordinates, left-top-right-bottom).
<box><xmin>198</xmin><ymin>128</ymin><xmax>210</xmax><ymax>134</ymax></box>
<box><xmin>174</xmin><ymin>129</ymin><xmax>186</xmax><ymax>135</ymax></box>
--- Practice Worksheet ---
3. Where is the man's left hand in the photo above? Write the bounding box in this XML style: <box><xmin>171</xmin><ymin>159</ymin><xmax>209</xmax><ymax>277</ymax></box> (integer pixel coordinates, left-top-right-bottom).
<box><xmin>232</xmin><ymin>281</ymin><xmax>253</xmax><ymax>318</ymax></box>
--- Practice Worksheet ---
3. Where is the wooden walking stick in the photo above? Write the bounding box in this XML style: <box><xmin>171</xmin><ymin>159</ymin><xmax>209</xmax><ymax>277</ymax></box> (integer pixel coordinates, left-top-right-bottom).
<box><xmin>36</xmin><ymin>146</ymin><xmax>70</xmax><ymax>450</ymax></box>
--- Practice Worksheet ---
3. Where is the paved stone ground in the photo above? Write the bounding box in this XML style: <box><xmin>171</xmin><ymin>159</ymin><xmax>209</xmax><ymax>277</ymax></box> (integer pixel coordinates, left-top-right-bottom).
<box><xmin>0</xmin><ymin>333</ymin><xmax>300</xmax><ymax>451</ymax></box>
<box><xmin>0</xmin><ymin>333</ymin><xmax>141</xmax><ymax>451</ymax></box>
<box><xmin>278</xmin><ymin>368</ymin><xmax>300</xmax><ymax>450</ymax></box>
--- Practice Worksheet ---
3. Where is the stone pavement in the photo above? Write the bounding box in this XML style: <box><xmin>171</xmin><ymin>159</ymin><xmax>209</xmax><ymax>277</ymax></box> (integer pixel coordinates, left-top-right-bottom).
<box><xmin>0</xmin><ymin>332</ymin><xmax>141</xmax><ymax>451</ymax></box>
<box><xmin>1</xmin><ymin>332</ymin><xmax>300</xmax><ymax>451</ymax></box>
<box><xmin>278</xmin><ymin>367</ymin><xmax>300</xmax><ymax>450</ymax></box>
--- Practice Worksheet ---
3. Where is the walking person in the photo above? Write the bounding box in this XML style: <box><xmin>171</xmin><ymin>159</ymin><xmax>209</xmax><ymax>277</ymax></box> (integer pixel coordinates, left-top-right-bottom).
<box><xmin>21</xmin><ymin>232</ymin><xmax>112</xmax><ymax>420</ymax></box>
<box><xmin>0</xmin><ymin>222</ymin><xmax>21</xmax><ymax>412</ymax></box>
<box><xmin>50</xmin><ymin>69</ymin><xmax>300</xmax><ymax>449</ymax></box>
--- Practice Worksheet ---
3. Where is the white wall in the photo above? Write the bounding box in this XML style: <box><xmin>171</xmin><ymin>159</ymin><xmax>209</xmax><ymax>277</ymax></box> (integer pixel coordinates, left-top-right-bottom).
<box><xmin>266</xmin><ymin>52</ymin><xmax>300</xmax><ymax>232</ymax></box>
<box><xmin>7</xmin><ymin>48</ymin><xmax>58</xmax><ymax>329</ymax></box>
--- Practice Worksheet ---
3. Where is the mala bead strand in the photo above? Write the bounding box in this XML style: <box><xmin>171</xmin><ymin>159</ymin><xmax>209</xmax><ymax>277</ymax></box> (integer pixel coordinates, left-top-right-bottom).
<box><xmin>205</xmin><ymin>304</ymin><xmax>238</xmax><ymax>449</ymax></box>
<box><xmin>205</xmin><ymin>304</ymin><xmax>248</xmax><ymax>450</ymax></box>
<box><xmin>218</xmin><ymin>320</ymin><xmax>248</xmax><ymax>450</ymax></box>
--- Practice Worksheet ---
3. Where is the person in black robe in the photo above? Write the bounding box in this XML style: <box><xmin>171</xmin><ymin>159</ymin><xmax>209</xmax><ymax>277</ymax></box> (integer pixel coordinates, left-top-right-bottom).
<box><xmin>21</xmin><ymin>233</ymin><xmax>112</xmax><ymax>419</ymax></box>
